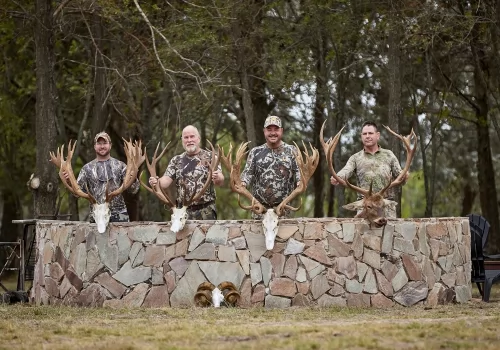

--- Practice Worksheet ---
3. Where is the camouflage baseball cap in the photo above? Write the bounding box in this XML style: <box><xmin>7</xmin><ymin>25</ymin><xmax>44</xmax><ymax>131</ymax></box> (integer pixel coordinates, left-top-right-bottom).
<box><xmin>264</xmin><ymin>115</ymin><xmax>282</xmax><ymax>128</ymax></box>
<box><xmin>94</xmin><ymin>132</ymin><xmax>111</xmax><ymax>143</ymax></box>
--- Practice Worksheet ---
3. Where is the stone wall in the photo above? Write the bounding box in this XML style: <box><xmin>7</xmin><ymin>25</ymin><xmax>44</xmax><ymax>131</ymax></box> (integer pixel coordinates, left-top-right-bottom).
<box><xmin>32</xmin><ymin>217</ymin><xmax>471</xmax><ymax>308</ymax></box>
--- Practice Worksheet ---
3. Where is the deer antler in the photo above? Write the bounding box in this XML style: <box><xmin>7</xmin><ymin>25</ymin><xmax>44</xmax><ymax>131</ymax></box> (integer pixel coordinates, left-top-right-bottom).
<box><xmin>320</xmin><ymin>121</ymin><xmax>370</xmax><ymax>197</ymax></box>
<box><xmin>106</xmin><ymin>139</ymin><xmax>145</xmax><ymax>202</ymax></box>
<box><xmin>183</xmin><ymin>140</ymin><xmax>220</xmax><ymax>207</ymax></box>
<box><xmin>49</xmin><ymin>140</ymin><xmax>97</xmax><ymax>204</ymax></box>
<box><xmin>218</xmin><ymin>142</ymin><xmax>265</xmax><ymax>214</ymax></box>
<box><xmin>275</xmin><ymin>141</ymin><xmax>319</xmax><ymax>216</ymax></box>
<box><xmin>377</xmin><ymin>125</ymin><xmax>417</xmax><ymax>196</ymax></box>
<box><xmin>140</xmin><ymin>141</ymin><xmax>176</xmax><ymax>208</ymax></box>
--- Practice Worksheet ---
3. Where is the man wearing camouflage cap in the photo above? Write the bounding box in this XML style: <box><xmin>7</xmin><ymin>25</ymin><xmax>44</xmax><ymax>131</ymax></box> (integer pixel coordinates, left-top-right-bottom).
<box><xmin>74</xmin><ymin>131</ymin><xmax>140</xmax><ymax>222</ymax></box>
<box><xmin>330</xmin><ymin>121</ymin><xmax>409</xmax><ymax>217</ymax></box>
<box><xmin>241</xmin><ymin>115</ymin><xmax>301</xmax><ymax>219</ymax></box>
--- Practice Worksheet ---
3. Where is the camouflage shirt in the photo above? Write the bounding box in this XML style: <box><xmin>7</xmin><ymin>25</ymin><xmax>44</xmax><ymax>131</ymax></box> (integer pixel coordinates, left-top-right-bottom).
<box><xmin>241</xmin><ymin>142</ymin><xmax>301</xmax><ymax>208</ymax></box>
<box><xmin>337</xmin><ymin>146</ymin><xmax>403</xmax><ymax>200</ymax></box>
<box><xmin>164</xmin><ymin>149</ymin><xmax>221</xmax><ymax>206</ymax></box>
<box><xmin>76</xmin><ymin>157</ymin><xmax>140</xmax><ymax>216</ymax></box>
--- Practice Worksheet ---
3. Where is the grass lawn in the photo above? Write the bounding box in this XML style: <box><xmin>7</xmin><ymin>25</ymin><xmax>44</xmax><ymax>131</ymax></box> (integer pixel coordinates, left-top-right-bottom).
<box><xmin>0</xmin><ymin>285</ymin><xmax>499</xmax><ymax>350</ymax></box>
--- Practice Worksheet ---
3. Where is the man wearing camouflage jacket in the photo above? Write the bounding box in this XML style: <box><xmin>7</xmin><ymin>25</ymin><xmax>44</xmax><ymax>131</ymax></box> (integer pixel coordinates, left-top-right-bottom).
<box><xmin>150</xmin><ymin>125</ymin><xmax>224</xmax><ymax>220</ymax></box>
<box><xmin>76</xmin><ymin>132</ymin><xmax>140</xmax><ymax>222</ymax></box>
<box><xmin>241</xmin><ymin>116</ymin><xmax>301</xmax><ymax>219</ymax></box>
<box><xmin>330</xmin><ymin>121</ymin><xmax>409</xmax><ymax>218</ymax></box>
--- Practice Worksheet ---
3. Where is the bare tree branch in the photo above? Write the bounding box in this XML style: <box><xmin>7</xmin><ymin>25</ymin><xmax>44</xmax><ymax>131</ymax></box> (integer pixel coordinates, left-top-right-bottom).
<box><xmin>132</xmin><ymin>0</ymin><xmax>219</xmax><ymax>97</ymax></box>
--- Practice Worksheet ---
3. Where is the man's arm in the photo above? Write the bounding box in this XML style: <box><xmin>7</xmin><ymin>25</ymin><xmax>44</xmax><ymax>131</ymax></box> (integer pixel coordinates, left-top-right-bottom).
<box><xmin>149</xmin><ymin>157</ymin><xmax>175</xmax><ymax>189</ymax></box>
<box><xmin>291</xmin><ymin>148</ymin><xmax>301</xmax><ymax>187</ymax></box>
<box><xmin>120</xmin><ymin>162</ymin><xmax>141</xmax><ymax>194</ymax></box>
<box><xmin>240</xmin><ymin>148</ymin><xmax>256</xmax><ymax>187</ymax></box>
<box><xmin>389</xmin><ymin>152</ymin><xmax>409</xmax><ymax>184</ymax></box>
<box><xmin>212</xmin><ymin>162</ymin><xmax>224</xmax><ymax>187</ymax></box>
<box><xmin>330</xmin><ymin>154</ymin><xmax>356</xmax><ymax>185</ymax></box>
<box><xmin>76</xmin><ymin>166</ymin><xmax>87</xmax><ymax>194</ymax></box>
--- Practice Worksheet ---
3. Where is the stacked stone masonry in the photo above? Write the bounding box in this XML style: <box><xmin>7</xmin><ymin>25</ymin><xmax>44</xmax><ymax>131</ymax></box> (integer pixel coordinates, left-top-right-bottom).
<box><xmin>32</xmin><ymin>217</ymin><xmax>472</xmax><ymax>308</ymax></box>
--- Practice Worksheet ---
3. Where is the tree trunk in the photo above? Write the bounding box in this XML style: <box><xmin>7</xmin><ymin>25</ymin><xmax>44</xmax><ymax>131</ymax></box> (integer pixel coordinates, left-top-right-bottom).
<box><xmin>91</xmin><ymin>13</ymin><xmax>109</xmax><ymax>137</ymax></box>
<box><xmin>33</xmin><ymin>0</ymin><xmax>59</xmax><ymax>218</ymax></box>
<box><xmin>470</xmin><ymin>11</ymin><xmax>500</xmax><ymax>252</ymax></box>
<box><xmin>312</xmin><ymin>31</ymin><xmax>327</xmax><ymax>218</ymax></box>
<box><xmin>460</xmin><ymin>184</ymin><xmax>476</xmax><ymax>217</ymax></box>
<box><xmin>475</xmin><ymin>111</ymin><xmax>499</xmax><ymax>251</ymax></box>
<box><xmin>387</xmin><ymin>21</ymin><xmax>403</xmax><ymax>217</ymax></box>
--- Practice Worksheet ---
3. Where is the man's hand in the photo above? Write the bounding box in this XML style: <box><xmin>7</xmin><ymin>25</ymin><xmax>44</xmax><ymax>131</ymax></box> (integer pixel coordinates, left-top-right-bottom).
<box><xmin>61</xmin><ymin>171</ymin><xmax>72</xmax><ymax>185</ymax></box>
<box><xmin>212</xmin><ymin>170</ymin><xmax>224</xmax><ymax>186</ymax></box>
<box><xmin>149</xmin><ymin>176</ymin><xmax>159</xmax><ymax>187</ymax></box>
<box><xmin>330</xmin><ymin>176</ymin><xmax>340</xmax><ymax>186</ymax></box>
<box><xmin>404</xmin><ymin>172</ymin><xmax>410</xmax><ymax>182</ymax></box>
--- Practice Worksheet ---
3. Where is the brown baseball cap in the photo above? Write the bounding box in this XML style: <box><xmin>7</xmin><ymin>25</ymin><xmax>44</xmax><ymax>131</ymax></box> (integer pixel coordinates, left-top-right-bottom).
<box><xmin>94</xmin><ymin>132</ymin><xmax>111</xmax><ymax>143</ymax></box>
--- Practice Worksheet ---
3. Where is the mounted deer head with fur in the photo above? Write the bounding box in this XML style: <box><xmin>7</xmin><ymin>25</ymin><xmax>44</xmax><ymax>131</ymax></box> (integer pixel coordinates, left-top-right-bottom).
<box><xmin>218</xmin><ymin>141</ymin><xmax>319</xmax><ymax>250</ymax></box>
<box><xmin>320</xmin><ymin>122</ymin><xmax>417</xmax><ymax>227</ymax></box>
<box><xmin>141</xmin><ymin>141</ymin><xmax>220</xmax><ymax>233</ymax></box>
<box><xmin>50</xmin><ymin>139</ymin><xmax>144</xmax><ymax>233</ymax></box>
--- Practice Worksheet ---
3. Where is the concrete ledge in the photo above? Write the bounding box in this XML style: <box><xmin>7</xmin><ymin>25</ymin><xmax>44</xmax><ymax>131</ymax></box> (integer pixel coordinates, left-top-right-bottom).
<box><xmin>31</xmin><ymin>217</ymin><xmax>471</xmax><ymax>308</ymax></box>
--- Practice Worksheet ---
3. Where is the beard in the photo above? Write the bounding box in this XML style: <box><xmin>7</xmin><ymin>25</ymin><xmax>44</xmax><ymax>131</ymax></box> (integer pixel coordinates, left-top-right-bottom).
<box><xmin>184</xmin><ymin>144</ymin><xmax>198</xmax><ymax>154</ymax></box>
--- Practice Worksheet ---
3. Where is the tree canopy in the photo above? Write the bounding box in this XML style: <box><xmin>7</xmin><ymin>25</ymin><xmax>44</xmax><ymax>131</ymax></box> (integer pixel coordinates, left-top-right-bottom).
<box><xmin>1</xmin><ymin>0</ymin><xmax>499</xmax><ymax>251</ymax></box>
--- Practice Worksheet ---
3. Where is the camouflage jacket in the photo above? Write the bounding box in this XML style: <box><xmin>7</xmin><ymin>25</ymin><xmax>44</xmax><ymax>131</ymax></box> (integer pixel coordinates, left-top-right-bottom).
<box><xmin>164</xmin><ymin>149</ymin><xmax>221</xmax><ymax>206</ymax></box>
<box><xmin>241</xmin><ymin>142</ymin><xmax>301</xmax><ymax>208</ymax></box>
<box><xmin>77</xmin><ymin>157</ymin><xmax>140</xmax><ymax>215</ymax></box>
<box><xmin>337</xmin><ymin>146</ymin><xmax>403</xmax><ymax>200</ymax></box>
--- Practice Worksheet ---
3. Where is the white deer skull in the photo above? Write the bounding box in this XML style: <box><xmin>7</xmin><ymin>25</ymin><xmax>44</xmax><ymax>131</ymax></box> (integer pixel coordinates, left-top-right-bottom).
<box><xmin>92</xmin><ymin>203</ymin><xmax>111</xmax><ymax>233</ymax></box>
<box><xmin>218</xmin><ymin>141</ymin><xmax>319</xmax><ymax>251</ymax></box>
<box><xmin>262</xmin><ymin>209</ymin><xmax>279</xmax><ymax>250</ymax></box>
<box><xmin>50</xmin><ymin>139</ymin><xmax>144</xmax><ymax>234</ymax></box>
<box><xmin>170</xmin><ymin>207</ymin><xmax>189</xmax><ymax>233</ymax></box>
<box><xmin>141</xmin><ymin>141</ymin><xmax>220</xmax><ymax>233</ymax></box>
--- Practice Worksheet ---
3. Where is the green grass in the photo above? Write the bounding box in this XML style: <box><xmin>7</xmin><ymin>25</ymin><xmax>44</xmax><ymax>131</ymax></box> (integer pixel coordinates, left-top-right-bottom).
<box><xmin>1</xmin><ymin>284</ymin><xmax>499</xmax><ymax>349</ymax></box>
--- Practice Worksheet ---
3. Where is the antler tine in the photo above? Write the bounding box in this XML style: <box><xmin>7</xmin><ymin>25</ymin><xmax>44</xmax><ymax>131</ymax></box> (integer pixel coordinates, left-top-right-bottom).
<box><xmin>140</xmin><ymin>142</ymin><xmax>176</xmax><ymax>208</ymax></box>
<box><xmin>146</xmin><ymin>141</ymin><xmax>170</xmax><ymax>174</ymax></box>
<box><xmin>275</xmin><ymin>141</ymin><xmax>319</xmax><ymax>216</ymax></box>
<box><xmin>235</xmin><ymin>142</ymin><xmax>250</xmax><ymax>165</ymax></box>
<box><xmin>49</xmin><ymin>144</ymin><xmax>63</xmax><ymax>168</ymax></box>
<box><xmin>185</xmin><ymin>140</ymin><xmax>219</xmax><ymax>206</ymax></box>
<box><xmin>206</xmin><ymin>140</ymin><xmax>221</xmax><ymax>171</ymax></box>
<box><xmin>218</xmin><ymin>143</ymin><xmax>233</xmax><ymax>171</ymax></box>
<box><xmin>50</xmin><ymin>140</ymin><xmax>97</xmax><ymax>204</ymax></box>
<box><xmin>323</xmin><ymin>125</ymin><xmax>370</xmax><ymax>197</ymax></box>
<box><xmin>139</xmin><ymin>170</ymin><xmax>175</xmax><ymax>208</ymax></box>
<box><xmin>319</xmin><ymin>120</ymin><xmax>334</xmax><ymax>156</ymax></box>
<box><xmin>378</xmin><ymin>126</ymin><xmax>418</xmax><ymax>196</ymax></box>
<box><xmin>323</xmin><ymin>124</ymin><xmax>347</xmax><ymax>187</ymax></box>
<box><xmin>107</xmin><ymin>139</ymin><xmax>145</xmax><ymax>202</ymax></box>
<box><xmin>218</xmin><ymin>142</ymin><xmax>265</xmax><ymax>214</ymax></box>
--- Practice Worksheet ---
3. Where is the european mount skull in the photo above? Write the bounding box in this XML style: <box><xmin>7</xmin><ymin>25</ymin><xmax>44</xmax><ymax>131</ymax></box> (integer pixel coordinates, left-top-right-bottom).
<box><xmin>50</xmin><ymin>139</ymin><xmax>145</xmax><ymax>233</ymax></box>
<box><xmin>141</xmin><ymin>141</ymin><xmax>220</xmax><ymax>233</ymax></box>
<box><xmin>218</xmin><ymin>141</ymin><xmax>319</xmax><ymax>250</ymax></box>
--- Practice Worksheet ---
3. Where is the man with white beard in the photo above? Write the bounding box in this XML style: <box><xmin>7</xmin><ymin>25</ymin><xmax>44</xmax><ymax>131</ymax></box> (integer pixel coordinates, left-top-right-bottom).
<box><xmin>149</xmin><ymin>125</ymin><xmax>224</xmax><ymax>219</ymax></box>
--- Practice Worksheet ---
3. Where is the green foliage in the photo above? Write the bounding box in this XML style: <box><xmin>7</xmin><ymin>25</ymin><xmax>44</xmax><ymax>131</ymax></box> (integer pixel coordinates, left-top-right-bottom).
<box><xmin>1</xmin><ymin>0</ymin><xmax>500</xmax><ymax>225</ymax></box>
<box><xmin>401</xmin><ymin>170</ymin><xmax>426</xmax><ymax>218</ymax></box>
